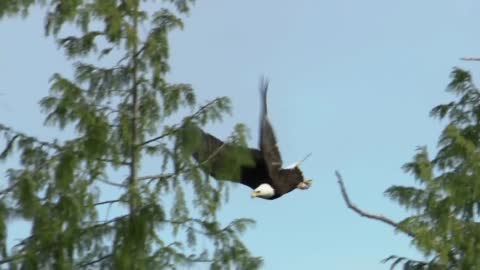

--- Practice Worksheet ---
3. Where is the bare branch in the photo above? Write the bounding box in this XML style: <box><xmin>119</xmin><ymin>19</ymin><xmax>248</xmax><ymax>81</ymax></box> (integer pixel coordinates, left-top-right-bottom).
<box><xmin>335</xmin><ymin>170</ymin><xmax>415</xmax><ymax>238</ymax></box>
<box><xmin>138</xmin><ymin>173</ymin><xmax>174</xmax><ymax>181</ymax></box>
<box><xmin>94</xmin><ymin>199</ymin><xmax>122</xmax><ymax>206</ymax></box>
<box><xmin>188</xmin><ymin>98</ymin><xmax>224</xmax><ymax>120</ymax></box>
<box><xmin>78</xmin><ymin>254</ymin><xmax>113</xmax><ymax>268</ymax></box>
<box><xmin>138</xmin><ymin>131</ymin><xmax>174</xmax><ymax>147</ymax></box>
<box><xmin>85</xmin><ymin>214</ymin><xmax>129</xmax><ymax>232</ymax></box>
<box><xmin>98</xmin><ymin>178</ymin><xmax>127</xmax><ymax>188</ymax></box>
<box><xmin>97</xmin><ymin>158</ymin><xmax>129</xmax><ymax>166</ymax></box>
<box><xmin>460</xmin><ymin>57</ymin><xmax>480</xmax><ymax>61</ymax></box>
<box><xmin>201</xmin><ymin>140</ymin><xmax>227</xmax><ymax>164</ymax></box>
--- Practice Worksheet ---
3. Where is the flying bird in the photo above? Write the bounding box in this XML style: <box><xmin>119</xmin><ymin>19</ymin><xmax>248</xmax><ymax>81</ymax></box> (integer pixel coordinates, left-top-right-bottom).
<box><xmin>192</xmin><ymin>78</ymin><xmax>312</xmax><ymax>200</ymax></box>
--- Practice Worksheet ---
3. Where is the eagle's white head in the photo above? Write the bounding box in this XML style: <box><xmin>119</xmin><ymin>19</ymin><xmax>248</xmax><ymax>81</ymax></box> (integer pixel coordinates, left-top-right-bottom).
<box><xmin>251</xmin><ymin>183</ymin><xmax>275</xmax><ymax>199</ymax></box>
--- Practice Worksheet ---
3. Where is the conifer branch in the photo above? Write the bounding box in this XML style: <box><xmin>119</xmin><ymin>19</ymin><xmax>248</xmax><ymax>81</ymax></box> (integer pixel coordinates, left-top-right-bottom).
<box><xmin>335</xmin><ymin>171</ymin><xmax>415</xmax><ymax>238</ymax></box>
<box><xmin>138</xmin><ymin>141</ymin><xmax>228</xmax><ymax>182</ymax></box>
<box><xmin>78</xmin><ymin>254</ymin><xmax>113</xmax><ymax>268</ymax></box>
<box><xmin>0</xmin><ymin>182</ymin><xmax>18</xmax><ymax>196</ymax></box>
<box><xmin>188</xmin><ymin>98</ymin><xmax>224</xmax><ymax>120</ymax></box>
<box><xmin>0</xmin><ymin>254</ymin><xmax>23</xmax><ymax>264</ymax></box>
<box><xmin>88</xmin><ymin>206</ymin><xmax>218</xmax><ymax>236</ymax></box>
<box><xmin>0</xmin><ymin>124</ymin><xmax>59</xmax><ymax>150</ymax></box>
<box><xmin>98</xmin><ymin>178</ymin><xmax>127</xmax><ymax>188</ymax></box>
<box><xmin>89</xmin><ymin>216</ymin><xmax>125</xmax><ymax>229</ymax></box>
<box><xmin>128</xmin><ymin>5</ymin><xmax>141</xmax><ymax>216</ymax></box>
<box><xmin>115</xmin><ymin>44</ymin><xmax>147</xmax><ymax>67</ymax></box>
<box><xmin>98</xmin><ymin>158</ymin><xmax>129</xmax><ymax>166</ymax></box>
<box><xmin>0</xmin><ymin>124</ymin><xmax>128</xmax><ymax>167</ymax></box>
<box><xmin>127</xmin><ymin>138</ymin><xmax>228</xmax><ymax>183</ymax></box>
<box><xmin>139</xmin><ymin>98</ymin><xmax>224</xmax><ymax>147</ymax></box>
<box><xmin>139</xmin><ymin>131</ymin><xmax>174</xmax><ymax>147</ymax></box>
<box><xmin>2</xmin><ymin>1</ymin><xmax>261</xmax><ymax>268</ymax></box>
<box><xmin>138</xmin><ymin>173</ymin><xmax>174</xmax><ymax>181</ymax></box>
<box><xmin>94</xmin><ymin>199</ymin><xmax>123</xmax><ymax>206</ymax></box>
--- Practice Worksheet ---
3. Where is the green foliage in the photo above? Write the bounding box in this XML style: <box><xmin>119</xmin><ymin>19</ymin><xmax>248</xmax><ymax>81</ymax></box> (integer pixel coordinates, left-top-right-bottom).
<box><xmin>0</xmin><ymin>1</ymin><xmax>261</xmax><ymax>269</ymax></box>
<box><xmin>384</xmin><ymin>67</ymin><xmax>480</xmax><ymax>269</ymax></box>
<box><xmin>0</xmin><ymin>0</ymin><xmax>44</xmax><ymax>19</ymax></box>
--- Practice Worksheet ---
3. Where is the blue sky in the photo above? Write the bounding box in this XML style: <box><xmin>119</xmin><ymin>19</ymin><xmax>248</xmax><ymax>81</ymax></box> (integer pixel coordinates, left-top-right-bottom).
<box><xmin>1</xmin><ymin>0</ymin><xmax>480</xmax><ymax>269</ymax></box>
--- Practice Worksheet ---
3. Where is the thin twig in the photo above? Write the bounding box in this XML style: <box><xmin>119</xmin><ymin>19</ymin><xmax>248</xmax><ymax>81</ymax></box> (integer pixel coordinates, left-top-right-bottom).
<box><xmin>187</xmin><ymin>98</ymin><xmax>223</xmax><ymax>121</ymax></box>
<box><xmin>297</xmin><ymin>152</ymin><xmax>312</xmax><ymax>167</ymax></box>
<box><xmin>94</xmin><ymin>199</ymin><xmax>122</xmax><ymax>206</ymax></box>
<box><xmin>138</xmin><ymin>131</ymin><xmax>174</xmax><ymax>147</ymax></box>
<box><xmin>98</xmin><ymin>178</ymin><xmax>127</xmax><ymax>188</ymax></box>
<box><xmin>78</xmin><ymin>254</ymin><xmax>113</xmax><ymax>268</ymax></box>
<box><xmin>460</xmin><ymin>57</ymin><xmax>480</xmax><ymax>61</ymax></box>
<box><xmin>202</xmin><ymin>141</ymin><xmax>227</xmax><ymax>164</ymax></box>
<box><xmin>98</xmin><ymin>158</ymin><xmax>129</xmax><ymax>166</ymax></box>
<box><xmin>115</xmin><ymin>43</ymin><xmax>146</xmax><ymax>67</ymax></box>
<box><xmin>138</xmin><ymin>173</ymin><xmax>173</xmax><ymax>181</ymax></box>
<box><xmin>335</xmin><ymin>170</ymin><xmax>415</xmax><ymax>238</ymax></box>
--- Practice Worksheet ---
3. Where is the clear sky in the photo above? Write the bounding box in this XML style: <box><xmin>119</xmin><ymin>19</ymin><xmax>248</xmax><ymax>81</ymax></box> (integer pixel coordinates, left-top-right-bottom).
<box><xmin>1</xmin><ymin>0</ymin><xmax>480</xmax><ymax>269</ymax></box>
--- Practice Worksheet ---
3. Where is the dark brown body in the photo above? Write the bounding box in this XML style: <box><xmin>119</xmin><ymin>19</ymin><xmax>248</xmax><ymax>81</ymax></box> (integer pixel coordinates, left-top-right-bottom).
<box><xmin>192</xmin><ymin>128</ymin><xmax>304</xmax><ymax>200</ymax></box>
<box><xmin>191</xmin><ymin>77</ymin><xmax>308</xmax><ymax>200</ymax></box>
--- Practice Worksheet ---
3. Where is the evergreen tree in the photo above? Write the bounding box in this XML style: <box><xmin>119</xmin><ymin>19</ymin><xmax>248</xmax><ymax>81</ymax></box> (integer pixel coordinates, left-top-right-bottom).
<box><xmin>382</xmin><ymin>67</ymin><xmax>480</xmax><ymax>269</ymax></box>
<box><xmin>337</xmin><ymin>66</ymin><xmax>480</xmax><ymax>269</ymax></box>
<box><xmin>0</xmin><ymin>1</ymin><xmax>262</xmax><ymax>269</ymax></box>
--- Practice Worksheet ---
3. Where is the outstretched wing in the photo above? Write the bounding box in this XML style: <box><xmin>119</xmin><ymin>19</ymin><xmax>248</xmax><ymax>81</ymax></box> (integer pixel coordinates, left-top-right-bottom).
<box><xmin>258</xmin><ymin>77</ymin><xmax>283</xmax><ymax>180</ymax></box>
<box><xmin>192</xmin><ymin>126</ymin><xmax>266</xmax><ymax>188</ymax></box>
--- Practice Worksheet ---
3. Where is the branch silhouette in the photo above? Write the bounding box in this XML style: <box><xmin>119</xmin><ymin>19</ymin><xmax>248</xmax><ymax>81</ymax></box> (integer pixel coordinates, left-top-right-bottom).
<box><xmin>335</xmin><ymin>170</ymin><xmax>415</xmax><ymax>238</ymax></box>
<box><xmin>460</xmin><ymin>57</ymin><xmax>480</xmax><ymax>61</ymax></box>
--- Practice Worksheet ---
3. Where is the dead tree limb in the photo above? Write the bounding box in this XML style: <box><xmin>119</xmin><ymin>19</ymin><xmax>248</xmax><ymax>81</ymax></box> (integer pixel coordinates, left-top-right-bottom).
<box><xmin>335</xmin><ymin>170</ymin><xmax>415</xmax><ymax>238</ymax></box>
<box><xmin>460</xmin><ymin>57</ymin><xmax>480</xmax><ymax>61</ymax></box>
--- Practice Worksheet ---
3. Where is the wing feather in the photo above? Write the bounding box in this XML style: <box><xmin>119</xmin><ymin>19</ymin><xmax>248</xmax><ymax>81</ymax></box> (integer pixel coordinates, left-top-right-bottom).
<box><xmin>258</xmin><ymin>77</ymin><xmax>283</xmax><ymax>180</ymax></box>
<box><xmin>192</xmin><ymin>127</ymin><xmax>266</xmax><ymax>188</ymax></box>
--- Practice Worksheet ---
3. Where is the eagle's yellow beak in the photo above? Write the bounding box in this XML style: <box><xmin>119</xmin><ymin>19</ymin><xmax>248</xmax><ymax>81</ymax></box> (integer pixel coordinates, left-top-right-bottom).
<box><xmin>251</xmin><ymin>192</ymin><xmax>258</xmax><ymax>198</ymax></box>
<box><xmin>305</xmin><ymin>179</ymin><xmax>313</xmax><ymax>185</ymax></box>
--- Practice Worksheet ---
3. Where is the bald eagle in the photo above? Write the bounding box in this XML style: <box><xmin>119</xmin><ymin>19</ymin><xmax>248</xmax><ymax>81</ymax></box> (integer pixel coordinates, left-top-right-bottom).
<box><xmin>192</xmin><ymin>78</ymin><xmax>312</xmax><ymax>200</ymax></box>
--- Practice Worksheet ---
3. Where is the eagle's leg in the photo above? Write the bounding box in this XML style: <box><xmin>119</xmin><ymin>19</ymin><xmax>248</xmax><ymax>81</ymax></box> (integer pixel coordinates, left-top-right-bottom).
<box><xmin>297</xmin><ymin>180</ymin><xmax>313</xmax><ymax>190</ymax></box>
